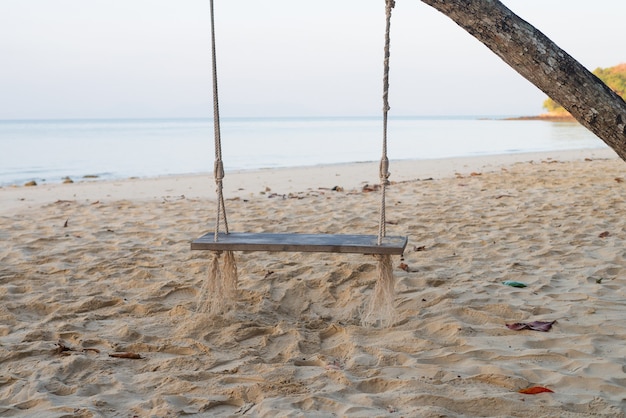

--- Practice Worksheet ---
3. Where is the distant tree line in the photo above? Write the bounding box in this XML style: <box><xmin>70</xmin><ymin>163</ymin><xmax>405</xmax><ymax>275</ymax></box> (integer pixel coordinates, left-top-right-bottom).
<box><xmin>543</xmin><ymin>63</ymin><xmax>626</xmax><ymax>114</ymax></box>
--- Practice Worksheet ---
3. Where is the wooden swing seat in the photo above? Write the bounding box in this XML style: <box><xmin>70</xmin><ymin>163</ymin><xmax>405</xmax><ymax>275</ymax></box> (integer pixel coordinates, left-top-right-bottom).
<box><xmin>191</xmin><ymin>232</ymin><xmax>407</xmax><ymax>255</ymax></box>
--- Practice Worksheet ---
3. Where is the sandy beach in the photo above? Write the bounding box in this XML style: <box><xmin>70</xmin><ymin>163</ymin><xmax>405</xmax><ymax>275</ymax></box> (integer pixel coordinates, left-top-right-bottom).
<box><xmin>2</xmin><ymin>147</ymin><xmax>626</xmax><ymax>417</ymax></box>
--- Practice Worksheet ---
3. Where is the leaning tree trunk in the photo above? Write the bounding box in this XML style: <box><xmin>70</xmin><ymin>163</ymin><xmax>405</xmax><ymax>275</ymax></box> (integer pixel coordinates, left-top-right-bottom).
<box><xmin>419</xmin><ymin>0</ymin><xmax>626</xmax><ymax>162</ymax></box>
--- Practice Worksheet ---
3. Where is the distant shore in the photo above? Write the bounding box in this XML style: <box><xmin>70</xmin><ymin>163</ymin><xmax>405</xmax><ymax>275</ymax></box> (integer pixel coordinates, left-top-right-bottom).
<box><xmin>504</xmin><ymin>113</ymin><xmax>577</xmax><ymax>122</ymax></box>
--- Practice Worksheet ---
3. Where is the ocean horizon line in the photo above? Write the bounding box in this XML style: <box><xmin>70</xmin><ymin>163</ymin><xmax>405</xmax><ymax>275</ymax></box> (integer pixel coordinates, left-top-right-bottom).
<box><xmin>0</xmin><ymin>114</ymin><xmax>529</xmax><ymax>124</ymax></box>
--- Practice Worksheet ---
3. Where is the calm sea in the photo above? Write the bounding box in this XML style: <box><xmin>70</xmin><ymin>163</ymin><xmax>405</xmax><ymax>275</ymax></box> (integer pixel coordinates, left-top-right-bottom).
<box><xmin>0</xmin><ymin>116</ymin><xmax>606</xmax><ymax>186</ymax></box>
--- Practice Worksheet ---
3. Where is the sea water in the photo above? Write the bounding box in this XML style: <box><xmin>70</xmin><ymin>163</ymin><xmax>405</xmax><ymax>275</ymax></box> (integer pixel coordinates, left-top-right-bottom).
<box><xmin>0</xmin><ymin>116</ymin><xmax>606</xmax><ymax>186</ymax></box>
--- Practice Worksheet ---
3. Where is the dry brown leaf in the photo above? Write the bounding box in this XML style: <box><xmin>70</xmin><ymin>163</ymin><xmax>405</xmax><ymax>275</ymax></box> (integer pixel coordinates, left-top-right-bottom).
<box><xmin>109</xmin><ymin>352</ymin><xmax>143</xmax><ymax>359</ymax></box>
<box><xmin>362</xmin><ymin>184</ymin><xmax>380</xmax><ymax>192</ymax></box>
<box><xmin>55</xmin><ymin>341</ymin><xmax>74</xmax><ymax>354</ymax></box>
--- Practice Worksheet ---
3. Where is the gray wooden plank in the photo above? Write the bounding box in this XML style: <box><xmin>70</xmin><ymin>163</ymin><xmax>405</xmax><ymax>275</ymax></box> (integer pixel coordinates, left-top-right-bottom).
<box><xmin>191</xmin><ymin>232</ymin><xmax>407</xmax><ymax>255</ymax></box>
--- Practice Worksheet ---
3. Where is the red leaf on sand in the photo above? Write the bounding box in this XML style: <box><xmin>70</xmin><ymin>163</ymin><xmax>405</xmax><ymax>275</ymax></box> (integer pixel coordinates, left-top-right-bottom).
<box><xmin>527</xmin><ymin>320</ymin><xmax>556</xmax><ymax>331</ymax></box>
<box><xmin>519</xmin><ymin>386</ymin><xmax>554</xmax><ymax>394</ymax></box>
<box><xmin>506</xmin><ymin>323</ymin><xmax>529</xmax><ymax>331</ymax></box>
<box><xmin>506</xmin><ymin>320</ymin><xmax>556</xmax><ymax>332</ymax></box>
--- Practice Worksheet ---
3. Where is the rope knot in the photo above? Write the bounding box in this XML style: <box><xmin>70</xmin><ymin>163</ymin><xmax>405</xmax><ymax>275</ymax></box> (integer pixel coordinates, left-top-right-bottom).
<box><xmin>379</xmin><ymin>157</ymin><xmax>390</xmax><ymax>184</ymax></box>
<box><xmin>214</xmin><ymin>160</ymin><xmax>225</xmax><ymax>182</ymax></box>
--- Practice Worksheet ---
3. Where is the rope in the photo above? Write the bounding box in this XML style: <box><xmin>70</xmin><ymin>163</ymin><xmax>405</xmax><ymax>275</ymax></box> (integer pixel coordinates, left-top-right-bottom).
<box><xmin>378</xmin><ymin>0</ymin><xmax>394</xmax><ymax>245</ymax></box>
<box><xmin>209</xmin><ymin>0</ymin><xmax>229</xmax><ymax>241</ymax></box>
<box><xmin>208</xmin><ymin>0</ymin><xmax>393</xmax><ymax>245</ymax></box>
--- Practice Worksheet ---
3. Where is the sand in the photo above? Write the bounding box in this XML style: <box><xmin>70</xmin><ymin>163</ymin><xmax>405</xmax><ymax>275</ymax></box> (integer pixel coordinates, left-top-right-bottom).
<box><xmin>1</xmin><ymin>148</ymin><xmax>626</xmax><ymax>417</ymax></box>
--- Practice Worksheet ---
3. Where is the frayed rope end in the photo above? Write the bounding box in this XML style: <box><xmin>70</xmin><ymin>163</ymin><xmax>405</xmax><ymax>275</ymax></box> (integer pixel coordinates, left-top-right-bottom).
<box><xmin>197</xmin><ymin>251</ymin><xmax>239</xmax><ymax>315</ymax></box>
<box><xmin>362</xmin><ymin>254</ymin><xmax>396</xmax><ymax>328</ymax></box>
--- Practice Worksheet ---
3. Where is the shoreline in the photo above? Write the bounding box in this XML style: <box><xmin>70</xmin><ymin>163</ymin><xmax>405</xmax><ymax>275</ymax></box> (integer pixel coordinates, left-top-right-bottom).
<box><xmin>0</xmin><ymin>147</ymin><xmax>616</xmax><ymax>214</ymax></box>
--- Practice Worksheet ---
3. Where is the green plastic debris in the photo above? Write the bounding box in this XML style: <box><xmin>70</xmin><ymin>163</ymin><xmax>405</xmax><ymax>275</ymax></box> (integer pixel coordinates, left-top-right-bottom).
<box><xmin>503</xmin><ymin>280</ymin><xmax>527</xmax><ymax>288</ymax></box>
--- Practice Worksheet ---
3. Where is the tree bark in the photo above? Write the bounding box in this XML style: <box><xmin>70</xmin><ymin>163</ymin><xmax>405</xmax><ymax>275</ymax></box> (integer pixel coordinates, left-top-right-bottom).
<box><xmin>419</xmin><ymin>0</ymin><xmax>626</xmax><ymax>161</ymax></box>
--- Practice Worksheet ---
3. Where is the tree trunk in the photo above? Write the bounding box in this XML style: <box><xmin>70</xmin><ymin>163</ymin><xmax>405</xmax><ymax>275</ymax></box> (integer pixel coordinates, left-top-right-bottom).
<box><xmin>419</xmin><ymin>0</ymin><xmax>626</xmax><ymax>161</ymax></box>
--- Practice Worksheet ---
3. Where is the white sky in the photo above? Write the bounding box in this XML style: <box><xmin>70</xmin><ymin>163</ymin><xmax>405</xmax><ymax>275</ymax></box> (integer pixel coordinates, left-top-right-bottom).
<box><xmin>1</xmin><ymin>0</ymin><xmax>624</xmax><ymax>119</ymax></box>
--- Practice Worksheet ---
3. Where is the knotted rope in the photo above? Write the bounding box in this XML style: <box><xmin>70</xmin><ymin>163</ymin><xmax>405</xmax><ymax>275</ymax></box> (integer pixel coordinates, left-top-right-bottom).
<box><xmin>210</xmin><ymin>0</ymin><xmax>229</xmax><ymax>241</ymax></box>
<box><xmin>377</xmin><ymin>0</ymin><xmax>394</xmax><ymax>246</ymax></box>
<box><xmin>198</xmin><ymin>0</ymin><xmax>238</xmax><ymax>315</ymax></box>
<box><xmin>364</xmin><ymin>0</ymin><xmax>397</xmax><ymax>328</ymax></box>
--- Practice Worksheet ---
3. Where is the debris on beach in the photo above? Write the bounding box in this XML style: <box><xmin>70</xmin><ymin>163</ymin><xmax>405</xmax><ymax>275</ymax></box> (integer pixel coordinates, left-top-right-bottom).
<box><xmin>398</xmin><ymin>262</ymin><xmax>410</xmax><ymax>272</ymax></box>
<box><xmin>506</xmin><ymin>320</ymin><xmax>556</xmax><ymax>332</ymax></box>
<box><xmin>54</xmin><ymin>341</ymin><xmax>75</xmax><ymax>355</ymax></box>
<box><xmin>362</xmin><ymin>184</ymin><xmax>380</xmax><ymax>192</ymax></box>
<box><xmin>518</xmin><ymin>386</ymin><xmax>554</xmax><ymax>394</ymax></box>
<box><xmin>502</xmin><ymin>280</ymin><xmax>527</xmax><ymax>288</ymax></box>
<box><xmin>325</xmin><ymin>359</ymin><xmax>344</xmax><ymax>371</ymax></box>
<box><xmin>54</xmin><ymin>341</ymin><xmax>100</xmax><ymax>356</ymax></box>
<box><xmin>24</xmin><ymin>180</ymin><xmax>37</xmax><ymax>187</ymax></box>
<box><xmin>109</xmin><ymin>352</ymin><xmax>143</xmax><ymax>359</ymax></box>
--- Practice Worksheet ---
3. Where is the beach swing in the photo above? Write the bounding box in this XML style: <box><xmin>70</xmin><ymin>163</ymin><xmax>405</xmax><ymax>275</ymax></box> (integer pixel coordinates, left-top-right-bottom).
<box><xmin>192</xmin><ymin>0</ymin><xmax>407</xmax><ymax>323</ymax></box>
